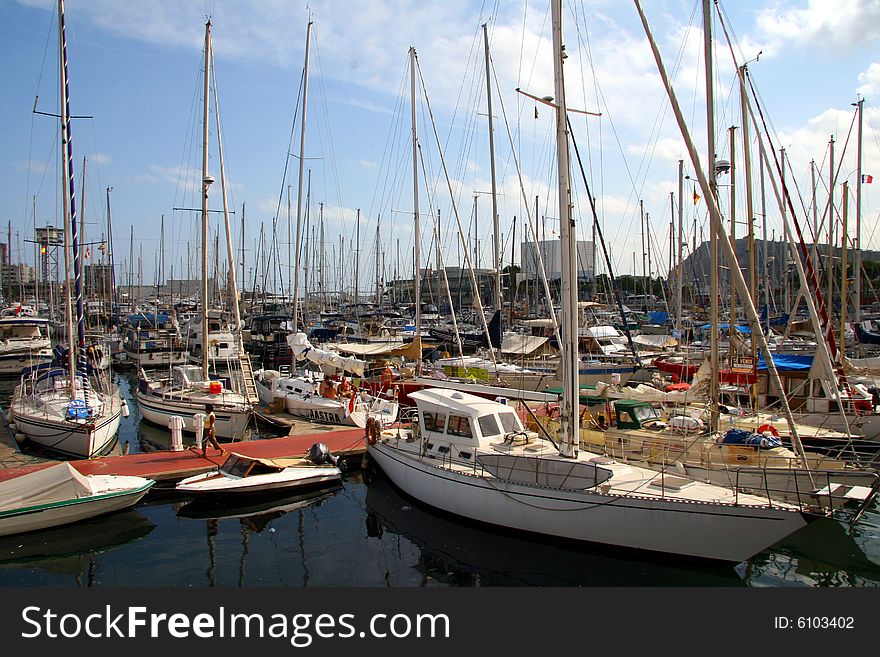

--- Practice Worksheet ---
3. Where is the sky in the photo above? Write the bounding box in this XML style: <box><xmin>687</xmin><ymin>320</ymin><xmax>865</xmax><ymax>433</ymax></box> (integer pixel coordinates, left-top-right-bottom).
<box><xmin>1</xmin><ymin>0</ymin><xmax>878</xmax><ymax>298</ymax></box>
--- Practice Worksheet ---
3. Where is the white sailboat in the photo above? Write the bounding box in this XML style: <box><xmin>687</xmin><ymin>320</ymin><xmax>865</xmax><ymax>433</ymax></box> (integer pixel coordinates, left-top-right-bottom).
<box><xmin>10</xmin><ymin>0</ymin><xmax>122</xmax><ymax>459</ymax></box>
<box><xmin>135</xmin><ymin>20</ymin><xmax>253</xmax><ymax>441</ymax></box>
<box><xmin>367</xmin><ymin>3</ymin><xmax>814</xmax><ymax>562</ymax></box>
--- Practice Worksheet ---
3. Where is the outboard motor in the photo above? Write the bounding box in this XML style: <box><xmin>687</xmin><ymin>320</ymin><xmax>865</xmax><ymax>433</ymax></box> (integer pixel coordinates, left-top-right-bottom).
<box><xmin>308</xmin><ymin>442</ymin><xmax>342</xmax><ymax>469</ymax></box>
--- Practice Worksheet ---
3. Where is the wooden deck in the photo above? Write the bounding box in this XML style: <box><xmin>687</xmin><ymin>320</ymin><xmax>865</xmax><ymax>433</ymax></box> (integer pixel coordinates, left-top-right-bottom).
<box><xmin>0</xmin><ymin>425</ymin><xmax>367</xmax><ymax>485</ymax></box>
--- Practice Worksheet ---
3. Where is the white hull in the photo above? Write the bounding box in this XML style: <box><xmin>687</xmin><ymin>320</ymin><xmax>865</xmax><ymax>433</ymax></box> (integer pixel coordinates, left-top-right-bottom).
<box><xmin>177</xmin><ymin>466</ymin><xmax>341</xmax><ymax>496</ymax></box>
<box><xmin>368</xmin><ymin>443</ymin><xmax>810</xmax><ymax>562</ymax></box>
<box><xmin>126</xmin><ymin>349</ymin><xmax>188</xmax><ymax>368</ymax></box>
<box><xmin>0</xmin><ymin>350</ymin><xmax>54</xmax><ymax>375</ymax></box>
<box><xmin>10</xmin><ymin>389</ymin><xmax>122</xmax><ymax>459</ymax></box>
<box><xmin>136</xmin><ymin>390</ymin><xmax>251</xmax><ymax>440</ymax></box>
<box><xmin>0</xmin><ymin>478</ymin><xmax>154</xmax><ymax>537</ymax></box>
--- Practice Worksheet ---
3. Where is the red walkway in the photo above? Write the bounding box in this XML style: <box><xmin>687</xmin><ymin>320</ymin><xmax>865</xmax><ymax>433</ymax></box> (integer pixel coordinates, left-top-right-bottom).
<box><xmin>0</xmin><ymin>427</ymin><xmax>366</xmax><ymax>483</ymax></box>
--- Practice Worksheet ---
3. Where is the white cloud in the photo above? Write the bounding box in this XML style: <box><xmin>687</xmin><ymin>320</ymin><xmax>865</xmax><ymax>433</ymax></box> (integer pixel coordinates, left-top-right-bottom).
<box><xmin>858</xmin><ymin>62</ymin><xmax>880</xmax><ymax>99</ymax></box>
<box><xmin>756</xmin><ymin>0</ymin><xmax>880</xmax><ymax>50</ymax></box>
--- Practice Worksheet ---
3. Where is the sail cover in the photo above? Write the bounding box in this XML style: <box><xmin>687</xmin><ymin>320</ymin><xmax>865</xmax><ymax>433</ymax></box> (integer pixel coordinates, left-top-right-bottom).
<box><xmin>287</xmin><ymin>332</ymin><xmax>365</xmax><ymax>376</ymax></box>
<box><xmin>0</xmin><ymin>463</ymin><xmax>95</xmax><ymax>513</ymax></box>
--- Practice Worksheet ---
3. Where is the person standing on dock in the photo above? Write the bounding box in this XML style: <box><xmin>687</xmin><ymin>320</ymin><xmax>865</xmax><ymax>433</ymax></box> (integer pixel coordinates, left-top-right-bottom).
<box><xmin>202</xmin><ymin>404</ymin><xmax>225</xmax><ymax>457</ymax></box>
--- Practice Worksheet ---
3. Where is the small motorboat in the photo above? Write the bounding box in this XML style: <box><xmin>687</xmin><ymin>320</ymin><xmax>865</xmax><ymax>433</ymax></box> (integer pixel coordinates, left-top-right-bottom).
<box><xmin>0</xmin><ymin>462</ymin><xmax>155</xmax><ymax>537</ymax></box>
<box><xmin>175</xmin><ymin>444</ymin><xmax>343</xmax><ymax>498</ymax></box>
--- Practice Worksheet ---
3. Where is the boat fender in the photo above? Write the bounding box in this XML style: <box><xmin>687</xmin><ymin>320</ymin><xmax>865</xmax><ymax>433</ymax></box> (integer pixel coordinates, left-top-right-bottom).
<box><xmin>121</xmin><ymin>399</ymin><xmax>130</xmax><ymax>418</ymax></box>
<box><xmin>14</xmin><ymin>432</ymin><xmax>26</xmax><ymax>444</ymax></box>
<box><xmin>756</xmin><ymin>424</ymin><xmax>779</xmax><ymax>437</ymax></box>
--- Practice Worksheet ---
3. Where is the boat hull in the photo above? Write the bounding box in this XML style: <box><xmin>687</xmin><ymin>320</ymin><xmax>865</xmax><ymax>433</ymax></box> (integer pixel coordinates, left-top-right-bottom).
<box><xmin>135</xmin><ymin>390</ymin><xmax>251</xmax><ymax>441</ymax></box>
<box><xmin>368</xmin><ymin>443</ymin><xmax>810</xmax><ymax>562</ymax></box>
<box><xmin>10</xmin><ymin>395</ymin><xmax>121</xmax><ymax>459</ymax></box>
<box><xmin>0</xmin><ymin>479</ymin><xmax>154</xmax><ymax>537</ymax></box>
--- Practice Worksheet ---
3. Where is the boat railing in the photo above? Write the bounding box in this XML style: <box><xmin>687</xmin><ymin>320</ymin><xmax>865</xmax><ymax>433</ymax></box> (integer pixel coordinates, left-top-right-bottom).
<box><xmin>730</xmin><ymin>464</ymin><xmax>880</xmax><ymax>521</ymax></box>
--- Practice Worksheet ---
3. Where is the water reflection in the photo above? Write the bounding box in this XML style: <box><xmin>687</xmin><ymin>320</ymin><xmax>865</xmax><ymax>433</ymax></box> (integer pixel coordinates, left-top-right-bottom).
<box><xmin>363</xmin><ymin>467</ymin><xmax>745</xmax><ymax>586</ymax></box>
<box><xmin>176</xmin><ymin>487</ymin><xmax>342</xmax><ymax>587</ymax></box>
<box><xmin>0</xmin><ymin>510</ymin><xmax>156</xmax><ymax>584</ymax></box>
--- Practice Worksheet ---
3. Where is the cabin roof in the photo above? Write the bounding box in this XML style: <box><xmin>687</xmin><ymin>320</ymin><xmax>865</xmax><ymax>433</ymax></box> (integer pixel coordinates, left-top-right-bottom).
<box><xmin>410</xmin><ymin>387</ymin><xmax>513</xmax><ymax>418</ymax></box>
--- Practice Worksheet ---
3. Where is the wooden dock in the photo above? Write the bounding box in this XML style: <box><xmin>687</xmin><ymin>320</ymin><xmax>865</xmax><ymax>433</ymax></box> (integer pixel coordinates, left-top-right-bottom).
<box><xmin>0</xmin><ymin>421</ymin><xmax>367</xmax><ymax>487</ymax></box>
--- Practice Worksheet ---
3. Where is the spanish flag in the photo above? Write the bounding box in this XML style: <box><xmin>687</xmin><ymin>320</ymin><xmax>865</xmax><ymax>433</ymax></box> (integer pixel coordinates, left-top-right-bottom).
<box><xmin>693</xmin><ymin>186</ymin><xmax>701</xmax><ymax>205</ymax></box>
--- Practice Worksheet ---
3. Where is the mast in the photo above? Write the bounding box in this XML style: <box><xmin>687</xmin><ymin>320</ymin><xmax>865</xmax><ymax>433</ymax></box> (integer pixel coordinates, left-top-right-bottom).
<box><xmin>410</xmin><ymin>46</ymin><xmax>422</xmax><ymax>367</ymax></box>
<box><xmin>106</xmin><ymin>187</ymin><xmax>117</xmax><ymax>327</ymax></box>
<box><xmin>854</xmin><ymin>98</ymin><xmax>864</xmax><ymax>324</ymax></box>
<box><xmin>841</xmin><ymin>182</ymin><xmax>848</xmax><ymax>358</ymax></box>
<box><xmin>58</xmin><ymin>0</ymin><xmax>80</xmax><ymax>394</ymax></box>
<box><xmin>728</xmin><ymin>126</ymin><xmax>736</xmax><ymax>337</ymax></box>
<box><xmin>551</xmin><ymin>0</ymin><xmax>578</xmax><ymax>458</ymax></box>
<box><xmin>210</xmin><ymin>41</ymin><xmax>243</xmax><ymax>345</ymax></box>
<box><xmin>675</xmin><ymin>159</ymin><xmax>683</xmax><ymax>334</ymax></box>
<box><xmin>636</xmin><ymin>0</ymin><xmax>810</xmax><ymax>465</ymax></box>
<box><xmin>703</xmin><ymin>0</ymin><xmax>720</xmax><ymax>432</ymax></box>
<box><xmin>292</xmin><ymin>20</ymin><xmax>312</xmax><ymax>333</ymax></box>
<box><xmin>482</xmin><ymin>23</ymin><xmax>502</xmax><ymax>313</ymax></box>
<box><xmin>200</xmin><ymin>20</ymin><xmax>214</xmax><ymax>375</ymax></box>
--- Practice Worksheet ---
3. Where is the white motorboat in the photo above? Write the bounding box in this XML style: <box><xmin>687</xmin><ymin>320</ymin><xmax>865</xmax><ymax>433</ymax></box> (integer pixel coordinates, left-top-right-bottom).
<box><xmin>0</xmin><ymin>462</ymin><xmax>154</xmax><ymax>537</ymax></box>
<box><xmin>176</xmin><ymin>448</ymin><xmax>341</xmax><ymax>498</ymax></box>
<box><xmin>0</xmin><ymin>316</ymin><xmax>53</xmax><ymax>375</ymax></box>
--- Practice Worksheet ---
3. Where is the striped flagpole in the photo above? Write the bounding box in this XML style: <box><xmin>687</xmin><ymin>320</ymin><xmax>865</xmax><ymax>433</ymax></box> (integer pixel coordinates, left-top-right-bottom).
<box><xmin>58</xmin><ymin>0</ymin><xmax>86</xmax><ymax>363</ymax></box>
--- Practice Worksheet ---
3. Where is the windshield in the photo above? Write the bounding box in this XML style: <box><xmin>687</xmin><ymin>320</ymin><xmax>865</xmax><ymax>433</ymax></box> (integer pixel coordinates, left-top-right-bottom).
<box><xmin>633</xmin><ymin>404</ymin><xmax>661</xmax><ymax>422</ymax></box>
<box><xmin>498</xmin><ymin>411</ymin><xmax>523</xmax><ymax>433</ymax></box>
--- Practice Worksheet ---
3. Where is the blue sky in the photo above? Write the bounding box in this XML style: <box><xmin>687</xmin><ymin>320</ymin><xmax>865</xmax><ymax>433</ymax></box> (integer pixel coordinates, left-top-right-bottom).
<box><xmin>1</xmin><ymin>0</ymin><xmax>878</xmax><ymax>296</ymax></box>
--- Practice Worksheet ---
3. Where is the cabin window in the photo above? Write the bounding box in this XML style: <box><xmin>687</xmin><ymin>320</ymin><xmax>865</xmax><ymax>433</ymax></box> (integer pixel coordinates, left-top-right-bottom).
<box><xmin>458</xmin><ymin>450</ymin><xmax>472</xmax><ymax>460</ymax></box>
<box><xmin>618</xmin><ymin>411</ymin><xmax>634</xmax><ymax>424</ymax></box>
<box><xmin>446</xmin><ymin>415</ymin><xmax>473</xmax><ymax>438</ymax></box>
<box><xmin>437</xmin><ymin>446</ymin><xmax>449</xmax><ymax>454</ymax></box>
<box><xmin>498</xmin><ymin>412</ymin><xmax>522</xmax><ymax>433</ymax></box>
<box><xmin>422</xmin><ymin>411</ymin><xmax>447</xmax><ymax>433</ymax></box>
<box><xmin>478</xmin><ymin>414</ymin><xmax>501</xmax><ymax>438</ymax></box>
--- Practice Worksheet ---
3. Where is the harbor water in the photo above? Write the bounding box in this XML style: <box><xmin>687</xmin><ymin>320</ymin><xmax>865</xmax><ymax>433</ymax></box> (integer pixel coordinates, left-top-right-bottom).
<box><xmin>1</xmin><ymin>372</ymin><xmax>880</xmax><ymax>587</ymax></box>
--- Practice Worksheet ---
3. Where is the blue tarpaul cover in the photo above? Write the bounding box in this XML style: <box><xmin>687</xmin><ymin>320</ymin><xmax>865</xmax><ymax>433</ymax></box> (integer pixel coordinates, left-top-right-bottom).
<box><xmin>128</xmin><ymin>312</ymin><xmax>169</xmax><ymax>328</ymax></box>
<box><xmin>721</xmin><ymin>428</ymin><xmax>783</xmax><ymax>449</ymax></box>
<box><xmin>756</xmin><ymin>353</ymin><xmax>814</xmax><ymax>371</ymax></box>
<box><xmin>700</xmin><ymin>323</ymin><xmax>751</xmax><ymax>333</ymax></box>
<box><xmin>649</xmin><ymin>311</ymin><xmax>669</xmax><ymax>325</ymax></box>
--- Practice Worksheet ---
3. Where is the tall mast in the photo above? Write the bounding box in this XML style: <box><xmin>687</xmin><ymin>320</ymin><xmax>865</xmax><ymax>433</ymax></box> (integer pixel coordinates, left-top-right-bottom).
<box><xmin>728</xmin><ymin>126</ymin><xmax>737</xmax><ymax>336</ymax></box>
<box><xmin>410</xmin><ymin>46</ymin><xmax>421</xmax><ymax>364</ymax></box>
<box><xmin>675</xmin><ymin>159</ymin><xmax>683</xmax><ymax>334</ymax></box>
<box><xmin>58</xmin><ymin>0</ymin><xmax>81</xmax><ymax>394</ymax></box>
<box><xmin>210</xmin><ymin>41</ymin><xmax>243</xmax><ymax>344</ymax></box>
<box><xmin>551</xmin><ymin>0</ymin><xmax>578</xmax><ymax>458</ymax></box>
<box><xmin>636</xmin><ymin>0</ymin><xmax>810</xmax><ymax>464</ymax></box>
<box><xmin>200</xmin><ymin>20</ymin><xmax>213</xmax><ymax>375</ymax></box>
<box><xmin>702</xmin><ymin>0</ymin><xmax>720</xmax><ymax>432</ymax></box>
<box><xmin>854</xmin><ymin>98</ymin><xmax>864</xmax><ymax>324</ymax></box>
<box><xmin>292</xmin><ymin>20</ymin><xmax>312</xmax><ymax>333</ymax></box>
<box><xmin>482</xmin><ymin>23</ymin><xmax>502</xmax><ymax>312</ymax></box>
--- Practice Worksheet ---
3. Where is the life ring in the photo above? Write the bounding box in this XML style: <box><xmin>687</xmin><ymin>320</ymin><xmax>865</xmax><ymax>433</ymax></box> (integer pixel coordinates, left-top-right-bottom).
<box><xmin>756</xmin><ymin>423</ymin><xmax>779</xmax><ymax>437</ymax></box>
<box><xmin>365</xmin><ymin>416</ymin><xmax>381</xmax><ymax>445</ymax></box>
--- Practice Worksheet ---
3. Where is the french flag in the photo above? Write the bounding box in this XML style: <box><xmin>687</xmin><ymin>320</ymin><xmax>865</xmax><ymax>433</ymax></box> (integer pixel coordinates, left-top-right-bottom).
<box><xmin>863</xmin><ymin>174</ymin><xmax>874</xmax><ymax>184</ymax></box>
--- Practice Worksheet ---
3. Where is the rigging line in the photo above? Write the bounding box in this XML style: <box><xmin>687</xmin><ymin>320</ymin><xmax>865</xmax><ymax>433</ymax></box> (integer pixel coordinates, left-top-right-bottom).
<box><xmin>569</xmin><ymin>117</ymin><xmax>641</xmax><ymax>367</ymax></box>
<box><xmin>416</xmin><ymin>58</ymin><xmax>498</xmax><ymax>366</ymax></box>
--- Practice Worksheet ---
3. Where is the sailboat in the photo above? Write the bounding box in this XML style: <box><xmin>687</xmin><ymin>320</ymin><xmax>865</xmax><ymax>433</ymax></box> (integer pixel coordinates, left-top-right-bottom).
<box><xmin>9</xmin><ymin>0</ymin><xmax>123</xmax><ymax>459</ymax></box>
<box><xmin>135</xmin><ymin>20</ymin><xmax>253</xmax><ymax>441</ymax></box>
<box><xmin>367</xmin><ymin>2</ymin><xmax>814</xmax><ymax>563</ymax></box>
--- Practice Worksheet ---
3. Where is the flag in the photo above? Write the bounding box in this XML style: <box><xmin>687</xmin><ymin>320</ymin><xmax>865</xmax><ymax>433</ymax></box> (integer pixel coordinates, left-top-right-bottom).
<box><xmin>98</xmin><ymin>242</ymin><xmax>106</xmax><ymax>254</ymax></box>
<box><xmin>693</xmin><ymin>187</ymin><xmax>701</xmax><ymax>205</ymax></box>
<box><xmin>40</xmin><ymin>245</ymin><xmax>46</xmax><ymax>255</ymax></box>
<box><xmin>863</xmin><ymin>174</ymin><xmax>874</xmax><ymax>184</ymax></box>
<box><xmin>14</xmin><ymin>303</ymin><xmax>22</xmax><ymax>315</ymax></box>
<box><xmin>85</xmin><ymin>247</ymin><xmax>91</xmax><ymax>259</ymax></box>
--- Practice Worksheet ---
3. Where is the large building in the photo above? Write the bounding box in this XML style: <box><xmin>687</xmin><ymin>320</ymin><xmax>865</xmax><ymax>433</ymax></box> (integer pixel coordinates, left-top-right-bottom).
<box><xmin>520</xmin><ymin>239</ymin><xmax>594</xmax><ymax>280</ymax></box>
